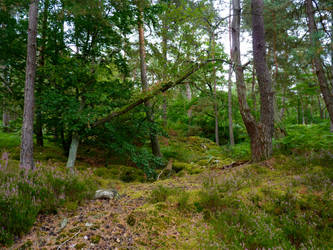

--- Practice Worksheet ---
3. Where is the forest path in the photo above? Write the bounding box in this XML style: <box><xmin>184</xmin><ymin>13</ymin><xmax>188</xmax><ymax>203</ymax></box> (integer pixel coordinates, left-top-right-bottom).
<box><xmin>12</xmin><ymin>170</ymin><xmax>222</xmax><ymax>249</ymax></box>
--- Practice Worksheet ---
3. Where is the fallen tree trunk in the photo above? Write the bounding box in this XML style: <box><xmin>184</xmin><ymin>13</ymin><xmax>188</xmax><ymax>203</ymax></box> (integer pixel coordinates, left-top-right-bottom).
<box><xmin>93</xmin><ymin>60</ymin><xmax>228</xmax><ymax>127</ymax></box>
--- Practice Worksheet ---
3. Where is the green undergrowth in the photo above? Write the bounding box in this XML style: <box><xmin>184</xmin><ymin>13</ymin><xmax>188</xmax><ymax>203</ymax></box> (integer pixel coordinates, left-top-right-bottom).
<box><xmin>0</xmin><ymin>158</ymin><xmax>96</xmax><ymax>246</ymax></box>
<box><xmin>275</xmin><ymin>123</ymin><xmax>333</xmax><ymax>155</ymax></box>
<box><xmin>159</xmin><ymin>136</ymin><xmax>233</xmax><ymax>178</ymax></box>
<box><xmin>195</xmin><ymin>155</ymin><xmax>333</xmax><ymax>249</ymax></box>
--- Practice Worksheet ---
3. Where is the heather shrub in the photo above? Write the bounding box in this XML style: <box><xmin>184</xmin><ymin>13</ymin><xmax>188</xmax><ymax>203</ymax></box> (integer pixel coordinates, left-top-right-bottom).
<box><xmin>0</xmin><ymin>157</ymin><xmax>95</xmax><ymax>246</ymax></box>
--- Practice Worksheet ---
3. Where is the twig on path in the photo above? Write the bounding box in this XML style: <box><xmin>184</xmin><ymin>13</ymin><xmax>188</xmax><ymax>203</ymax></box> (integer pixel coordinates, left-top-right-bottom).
<box><xmin>57</xmin><ymin>230</ymin><xmax>81</xmax><ymax>250</ymax></box>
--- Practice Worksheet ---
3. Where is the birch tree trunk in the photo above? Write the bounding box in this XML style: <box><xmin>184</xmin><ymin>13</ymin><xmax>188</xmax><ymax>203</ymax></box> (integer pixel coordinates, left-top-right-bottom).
<box><xmin>137</xmin><ymin>2</ymin><xmax>161</xmax><ymax>157</ymax></box>
<box><xmin>66</xmin><ymin>134</ymin><xmax>79</xmax><ymax>173</ymax></box>
<box><xmin>20</xmin><ymin>0</ymin><xmax>39</xmax><ymax>169</ymax></box>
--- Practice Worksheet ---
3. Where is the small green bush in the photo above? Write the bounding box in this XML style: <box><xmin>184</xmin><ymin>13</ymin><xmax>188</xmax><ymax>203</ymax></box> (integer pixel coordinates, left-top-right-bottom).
<box><xmin>150</xmin><ymin>185</ymin><xmax>176</xmax><ymax>203</ymax></box>
<box><xmin>120</xmin><ymin>167</ymin><xmax>145</xmax><ymax>182</ymax></box>
<box><xmin>177</xmin><ymin>191</ymin><xmax>190</xmax><ymax>211</ymax></box>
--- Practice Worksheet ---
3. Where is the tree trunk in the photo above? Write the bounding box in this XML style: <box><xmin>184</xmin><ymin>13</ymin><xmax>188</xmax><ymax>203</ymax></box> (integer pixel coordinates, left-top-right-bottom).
<box><xmin>228</xmin><ymin>0</ymin><xmax>234</xmax><ymax>146</ymax></box>
<box><xmin>231</xmin><ymin>0</ymin><xmax>274</xmax><ymax>161</ymax></box>
<box><xmin>318</xmin><ymin>95</ymin><xmax>323</xmax><ymax>119</ymax></box>
<box><xmin>306</xmin><ymin>0</ymin><xmax>333</xmax><ymax>125</ymax></box>
<box><xmin>162</xmin><ymin>19</ymin><xmax>168</xmax><ymax>128</ymax></box>
<box><xmin>185</xmin><ymin>83</ymin><xmax>192</xmax><ymax>118</ymax></box>
<box><xmin>2</xmin><ymin>107</ymin><xmax>10</xmax><ymax>131</ymax></box>
<box><xmin>251</xmin><ymin>0</ymin><xmax>275</xmax><ymax>158</ymax></box>
<box><xmin>36</xmin><ymin>0</ymin><xmax>49</xmax><ymax>147</ymax></box>
<box><xmin>137</xmin><ymin>4</ymin><xmax>161</xmax><ymax>157</ymax></box>
<box><xmin>66</xmin><ymin>134</ymin><xmax>79</xmax><ymax>173</ymax></box>
<box><xmin>251</xmin><ymin>66</ymin><xmax>257</xmax><ymax>114</ymax></box>
<box><xmin>2</xmin><ymin>71</ymin><xmax>10</xmax><ymax>132</ymax></box>
<box><xmin>211</xmin><ymin>33</ymin><xmax>219</xmax><ymax>145</ymax></box>
<box><xmin>20</xmin><ymin>0</ymin><xmax>39</xmax><ymax>169</ymax></box>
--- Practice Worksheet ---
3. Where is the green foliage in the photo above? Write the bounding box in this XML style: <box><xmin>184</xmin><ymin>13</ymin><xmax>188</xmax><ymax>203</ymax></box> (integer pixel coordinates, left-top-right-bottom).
<box><xmin>176</xmin><ymin>191</ymin><xmax>190</xmax><ymax>211</ymax></box>
<box><xmin>195</xmin><ymin>156</ymin><xmax>333</xmax><ymax>249</ymax></box>
<box><xmin>0</xmin><ymin>163</ymin><xmax>95</xmax><ymax>246</ymax></box>
<box><xmin>275</xmin><ymin>123</ymin><xmax>333</xmax><ymax>154</ymax></box>
<box><xmin>119</xmin><ymin>167</ymin><xmax>145</xmax><ymax>183</ymax></box>
<box><xmin>150</xmin><ymin>185</ymin><xmax>177</xmax><ymax>203</ymax></box>
<box><xmin>221</xmin><ymin>142</ymin><xmax>251</xmax><ymax>160</ymax></box>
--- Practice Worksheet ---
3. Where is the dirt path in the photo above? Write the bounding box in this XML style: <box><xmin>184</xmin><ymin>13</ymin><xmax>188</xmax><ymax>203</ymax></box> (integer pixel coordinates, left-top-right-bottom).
<box><xmin>12</xmin><ymin>172</ymin><xmax>214</xmax><ymax>249</ymax></box>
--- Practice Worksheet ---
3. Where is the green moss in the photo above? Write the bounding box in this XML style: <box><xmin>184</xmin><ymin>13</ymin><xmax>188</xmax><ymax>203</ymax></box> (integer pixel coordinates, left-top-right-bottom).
<box><xmin>90</xmin><ymin>235</ymin><xmax>101</xmax><ymax>244</ymax></box>
<box><xmin>75</xmin><ymin>243</ymin><xmax>87</xmax><ymax>249</ymax></box>
<box><xmin>127</xmin><ymin>213</ymin><xmax>136</xmax><ymax>226</ymax></box>
<box><xmin>64</xmin><ymin>201</ymin><xmax>78</xmax><ymax>212</ymax></box>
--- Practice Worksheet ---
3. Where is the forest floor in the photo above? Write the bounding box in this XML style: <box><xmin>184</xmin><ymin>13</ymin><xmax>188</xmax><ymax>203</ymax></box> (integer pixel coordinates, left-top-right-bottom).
<box><xmin>13</xmin><ymin>169</ymin><xmax>220</xmax><ymax>249</ymax></box>
<box><xmin>2</xmin><ymin>129</ymin><xmax>333</xmax><ymax>249</ymax></box>
<box><xmin>11</xmin><ymin>136</ymin><xmax>230</xmax><ymax>249</ymax></box>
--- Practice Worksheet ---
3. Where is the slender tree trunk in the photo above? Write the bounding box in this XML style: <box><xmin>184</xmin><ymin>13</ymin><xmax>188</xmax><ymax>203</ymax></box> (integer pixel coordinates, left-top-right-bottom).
<box><xmin>228</xmin><ymin>0</ymin><xmax>234</xmax><ymax>146</ymax></box>
<box><xmin>228</xmin><ymin>68</ymin><xmax>235</xmax><ymax>146</ymax></box>
<box><xmin>66</xmin><ymin>134</ymin><xmax>79</xmax><ymax>172</ymax></box>
<box><xmin>211</xmin><ymin>33</ymin><xmax>219</xmax><ymax>145</ymax></box>
<box><xmin>162</xmin><ymin>19</ymin><xmax>168</xmax><ymax>128</ymax></box>
<box><xmin>137</xmin><ymin>4</ymin><xmax>161</xmax><ymax>157</ymax></box>
<box><xmin>301</xmin><ymin>101</ymin><xmax>305</xmax><ymax>125</ymax></box>
<box><xmin>318</xmin><ymin>94</ymin><xmax>324</xmax><ymax>119</ymax></box>
<box><xmin>2</xmin><ymin>70</ymin><xmax>10</xmax><ymax>132</ymax></box>
<box><xmin>20</xmin><ymin>0</ymin><xmax>39</xmax><ymax>169</ymax></box>
<box><xmin>306</xmin><ymin>0</ymin><xmax>333</xmax><ymax>125</ymax></box>
<box><xmin>297</xmin><ymin>97</ymin><xmax>302</xmax><ymax>124</ymax></box>
<box><xmin>185</xmin><ymin>83</ymin><xmax>192</xmax><ymax>118</ymax></box>
<box><xmin>251</xmin><ymin>66</ymin><xmax>257</xmax><ymax>114</ymax></box>
<box><xmin>331</xmin><ymin>9</ymin><xmax>333</xmax><ymax>132</ymax></box>
<box><xmin>280</xmin><ymin>87</ymin><xmax>286</xmax><ymax>119</ymax></box>
<box><xmin>2</xmin><ymin>107</ymin><xmax>10</xmax><ymax>131</ymax></box>
<box><xmin>36</xmin><ymin>0</ymin><xmax>49</xmax><ymax>147</ymax></box>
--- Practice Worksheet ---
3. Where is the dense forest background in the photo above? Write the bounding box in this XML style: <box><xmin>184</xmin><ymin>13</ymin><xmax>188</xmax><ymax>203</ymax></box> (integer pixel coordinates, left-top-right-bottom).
<box><xmin>0</xmin><ymin>0</ymin><xmax>332</xmax><ymax>248</ymax></box>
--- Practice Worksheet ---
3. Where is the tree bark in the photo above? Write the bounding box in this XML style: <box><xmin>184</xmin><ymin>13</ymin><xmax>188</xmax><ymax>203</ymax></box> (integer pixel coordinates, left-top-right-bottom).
<box><xmin>162</xmin><ymin>18</ymin><xmax>168</xmax><ymax>128</ymax></box>
<box><xmin>20</xmin><ymin>0</ymin><xmax>39</xmax><ymax>169</ymax></box>
<box><xmin>2</xmin><ymin>108</ymin><xmax>10</xmax><ymax>131</ymax></box>
<box><xmin>36</xmin><ymin>0</ymin><xmax>49</xmax><ymax>147</ymax></box>
<box><xmin>66</xmin><ymin>134</ymin><xmax>79</xmax><ymax>173</ymax></box>
<box><xmin>211</xmin><ymin>32</ymin><xmax>219</xmax><ymax>145</ymax></box>
<box><xmin>251</xmin><ymin>0</ymin><xmax>275</xmax><ymax>158</ymax></box>
<box><xmin>231</xmin><ymin>0</ymin><xmax>274</xmax><ymax>161</ymax></box>
<box><xmin>318</xmin><ymin>94</ymin><xmax>323</xmax><ymax>119</ymax></box>
<box><xmin>185</xmin><ymin>83</ymin><xmax>192</xmax><ymax>118</ymax></box>
<box><xmin>306</xmin><ymin>0</ymin><xmax>333</xmax><ymax>125</ymax></box>
<box><xmin>228</xmin><ymin>0</ymin><xmax>234</xmax><ymax>146</ymax></box>
<box><xmin>137</xmin><ymin>3</ymin><xmax>161</xmax><ymax>157</ymax></box>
